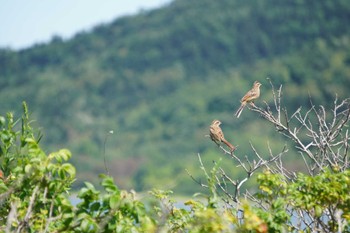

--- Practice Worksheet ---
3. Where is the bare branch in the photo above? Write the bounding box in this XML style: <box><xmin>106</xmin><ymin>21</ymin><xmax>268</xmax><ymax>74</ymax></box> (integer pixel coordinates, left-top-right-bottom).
<box><xmin>195</xmin><ymin>81</ymin><xmax>350</xmax><ymax>231</ymax></box>
<box><xmin>17</xmin><ymin>185</ymin><xmax>39</xmax><ymax>233</ymax></box>
<box><xmin>6</xmin><ymin>202</ymin><xmax>18</xmax><ymax>233</ymax></box>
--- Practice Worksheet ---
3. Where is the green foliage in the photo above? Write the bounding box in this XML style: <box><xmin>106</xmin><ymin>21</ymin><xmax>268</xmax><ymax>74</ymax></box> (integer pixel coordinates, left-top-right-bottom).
<box><xmin>0</xmin><ymin>102</ymin><xmax>76</xmax><ymax>232</ymax></box>
<box><xmin>1</xmin><ymin>99</ymin><xmax>349</xmax><ymax>232</ymax></box>
<box><xmin>149</xmin><ymin>188</ymin><xmax>237</xmax><ymax>233</ymax></box>
<box><xmin>1</xmin><ymin>0</ymin><xmax>350</xmax><ymax>194</ymax></box>
<box><xmin>2</xmin><ymin>0</ymin><xmax>350</xmax><ymax>223</ymax></box>
<box><xmin>257</xmin><ymin>169</ymin><xmax>350</xmax><ymax>232</ymax></box>
<box><xmin>0</xmin><ymin>105</ymin><xmax>259</xmax><ymax>232</ymax></box>
<box><xmin>71</xmin><ymin>176</ymin><xmax>155</xmax><ymax>233</ymax></box>
<box><xmin>0</xmin><ymin>104</ymin><xmax>155</xmax><ymax>232</ymax></box>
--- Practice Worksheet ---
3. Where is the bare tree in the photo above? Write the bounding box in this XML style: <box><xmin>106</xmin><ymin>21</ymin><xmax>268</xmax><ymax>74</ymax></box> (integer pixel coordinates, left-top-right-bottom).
<box><xmin>190</xmin><ymin>80</ymin><xmax>350</xmax><ymax>232</ymax></box>
<box><xmin>251</xmin><ymin>80</ymin><xmax>350</xmax><ymax>174</ymax></box>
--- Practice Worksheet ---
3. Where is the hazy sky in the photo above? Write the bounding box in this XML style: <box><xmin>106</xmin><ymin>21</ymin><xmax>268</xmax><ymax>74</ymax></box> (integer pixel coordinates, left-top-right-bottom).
<box><xmin>0</xmin><ymin>0</ymin><xmax>171</xmax><ymax>50</ymax></box>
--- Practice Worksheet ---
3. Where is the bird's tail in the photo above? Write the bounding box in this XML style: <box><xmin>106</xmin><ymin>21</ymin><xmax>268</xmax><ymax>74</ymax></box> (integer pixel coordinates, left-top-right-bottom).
<box><xmin>222</xmin><ymin>138</ymin><xmax>236</xmax><ymax>152</ymax></box>
<box><xmin>234</xmin><ymin>103</ymin><xmax>245</xmax><ymax>118</ymax></box>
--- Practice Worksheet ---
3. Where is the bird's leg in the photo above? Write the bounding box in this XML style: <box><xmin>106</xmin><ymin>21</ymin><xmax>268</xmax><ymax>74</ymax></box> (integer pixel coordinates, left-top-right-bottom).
<box><xmin>249</xmin><ymin>102</ymin><xmax>257</xmax><ymax>107</ymax></box>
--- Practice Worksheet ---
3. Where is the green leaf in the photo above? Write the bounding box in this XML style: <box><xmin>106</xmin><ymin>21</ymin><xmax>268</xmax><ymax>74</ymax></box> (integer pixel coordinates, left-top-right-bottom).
<box><xmin>314</xmin><ymin>205</ymin><xmax>323</xmax><ymax>217</ymax></box>
<box><xmin>81</xmin><ymin>218</ymin><xmax>91</xmax><ymax>232</ymax></box>
<box><xmin>58</xmin><ymin>149</ymin><xmax>72</xmax><ymax>161</ymax></box>
<box><xmin>0</xmin><ymin>182</ymin><xmax>8</xmax><ymax>192</ymax></box>
<box><xmin>0</xmin><ymin>116</ymin><xmax>5</xmax><ymax>126</ymax></box>
<box><xmin>61</xmin><ymin>163</ymin><xmax>76</xmax><ymax>177</ymax></box>
<box><xmin>24</xmin><ymin>164</ymin><xmax>32</xmax><ymax>174</ymax></box>
<box><xmin>109</xmin><ymin>195</ymin><xmax>120</xmax><ymax>209</ymax></box>
<box><xmin>101</xmin><ymin>176</ymin><xmax>119</xmax><ymax>193</ymax></box>
<box><xmin>90</xmin><ymin>201</ymin><xmax>101</xmax><ymax>212</ymax></box>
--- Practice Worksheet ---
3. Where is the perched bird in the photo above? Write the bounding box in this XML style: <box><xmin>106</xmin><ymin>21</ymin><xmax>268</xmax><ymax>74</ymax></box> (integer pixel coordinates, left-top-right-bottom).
<box><xmin>235</xmin><ymin>81</ymin><xmax>262</xmax><ymax>118</ymax></box>
<box><xmin>209</xmin><ymin>119</ymin><xmax>236</xmax><ymax>152</ymax></box>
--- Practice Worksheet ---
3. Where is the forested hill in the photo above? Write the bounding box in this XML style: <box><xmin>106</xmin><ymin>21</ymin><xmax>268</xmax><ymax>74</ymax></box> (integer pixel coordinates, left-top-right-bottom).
<box><xmin>1</xmin><ymin>0</ymin><xmax>350</xmax><ymax>194</ymax></box>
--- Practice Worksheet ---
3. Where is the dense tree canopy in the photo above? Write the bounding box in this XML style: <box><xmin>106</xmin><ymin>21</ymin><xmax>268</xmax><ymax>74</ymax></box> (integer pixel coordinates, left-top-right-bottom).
<box><xmin>0</xmin><ymin>0</ymin><xmax>349</xmax><ymax>193</ymax></box>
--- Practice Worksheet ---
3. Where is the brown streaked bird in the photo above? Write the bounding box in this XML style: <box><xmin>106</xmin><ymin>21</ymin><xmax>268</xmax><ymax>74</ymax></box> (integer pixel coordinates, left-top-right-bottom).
<box><xmin>235</xmin><ymin>81</ymin><xmax>262</xmax><ymax>118</ymax></box>
<box><xmin>209</xmin><ymin>119</ymin><xmax>236</xmax><ymax>152</ymax></box>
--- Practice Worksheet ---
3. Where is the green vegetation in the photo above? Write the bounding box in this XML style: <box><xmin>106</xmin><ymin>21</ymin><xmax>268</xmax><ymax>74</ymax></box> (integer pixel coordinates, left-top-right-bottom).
<box><xmin>1</xmin><ymin>103</ymin><xmax>349</xmax><ymax>232</ymax></box>
<box><xmin>0</xmin><ymin>0</ymin><xmax>350</xmax><ymax>194</ymax></box>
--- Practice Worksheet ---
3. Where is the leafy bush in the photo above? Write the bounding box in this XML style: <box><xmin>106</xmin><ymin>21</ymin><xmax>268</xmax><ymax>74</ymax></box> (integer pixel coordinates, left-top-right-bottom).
<box><xmin>0</xmin><ymin>103</ymin><xmax>155</xmax><ymax>232</ymax></box>
<box><xmin>1</xmin><ymin>90</ymin><xmax>349</xmax><ymax>232</ymax></box>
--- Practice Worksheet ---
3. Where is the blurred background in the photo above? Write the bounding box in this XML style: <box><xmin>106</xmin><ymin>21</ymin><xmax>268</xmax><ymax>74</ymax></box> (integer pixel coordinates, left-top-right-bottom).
<box><xmin>0</xmin><ymin>0</ymin><xmax>349</xmax><ymax>195</ymax></box>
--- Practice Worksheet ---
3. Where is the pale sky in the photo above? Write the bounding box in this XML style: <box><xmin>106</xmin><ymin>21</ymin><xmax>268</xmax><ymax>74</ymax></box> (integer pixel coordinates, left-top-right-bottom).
<box><xmin>0</xmin><ymin>0</ymin><xmax>171</xmax><ymax>50</ymax></box>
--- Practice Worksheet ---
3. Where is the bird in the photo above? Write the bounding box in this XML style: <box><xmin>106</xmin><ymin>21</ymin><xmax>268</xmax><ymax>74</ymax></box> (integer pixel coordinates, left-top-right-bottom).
<box><xmin>209</xmin><ymin>119</ymin><xmax>236</xmax><ymax>152</ymax></box>
<box><xmin>235</xmin><ymin>81</ymin><xmax>262</xmax><ymax>118</ymax></box>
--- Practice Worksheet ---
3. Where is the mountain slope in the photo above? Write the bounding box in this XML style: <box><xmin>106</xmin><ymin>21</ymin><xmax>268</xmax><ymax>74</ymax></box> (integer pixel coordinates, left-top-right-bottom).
<box><xmin>1</xmin><ymin>0</ymin><xmax>350</xmax><ymax>193</ymax></box>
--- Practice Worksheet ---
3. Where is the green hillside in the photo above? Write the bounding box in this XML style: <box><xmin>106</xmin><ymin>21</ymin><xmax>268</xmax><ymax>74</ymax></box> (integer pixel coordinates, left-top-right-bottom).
<box><xmin>1</xmin><ymin>0</ymin><xmax>350</xmax><ymax>194</ymax></box>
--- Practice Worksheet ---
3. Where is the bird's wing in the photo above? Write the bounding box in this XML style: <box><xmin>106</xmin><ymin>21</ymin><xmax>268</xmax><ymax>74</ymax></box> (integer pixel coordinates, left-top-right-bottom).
<box><xmin>209</xmin><ymin>128</ymin><xmax>221</xmax><ymax>142</ymax></box>
<box><xmin>241</xmin><ymin>89</ymin><xmax>255</xmax><ymax>102</ymax></box>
